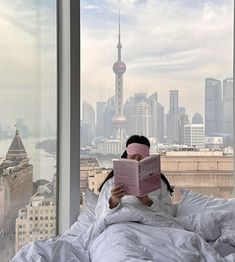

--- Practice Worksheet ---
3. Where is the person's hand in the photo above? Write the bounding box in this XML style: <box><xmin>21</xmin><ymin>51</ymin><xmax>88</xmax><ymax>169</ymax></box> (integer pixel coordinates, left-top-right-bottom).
<box><xmin>137</xmin><ymin>195</ymin><xmax>153</xmax><ymax>207</ymax></box>
<box><xmin>109</xmin><ymin>184</ymin><xmax>127</xmax><ymax>209</ymax></box>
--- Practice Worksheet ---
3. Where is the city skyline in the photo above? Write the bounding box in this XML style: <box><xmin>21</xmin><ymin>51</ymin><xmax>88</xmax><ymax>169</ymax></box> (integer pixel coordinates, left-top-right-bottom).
<box><xmin>0</xmin><ymin>0</ymin><xmax>233</xmax><ymax>127</ymax></box>
<box><xmin>82</xmin><ymin>77</ymin><xmax>232</xmax><ymax>123</ymax></box>
<box><xmin>81</xmin><ymin>0</ymin><xmax>233</xmax><ymax>119</ymax></box>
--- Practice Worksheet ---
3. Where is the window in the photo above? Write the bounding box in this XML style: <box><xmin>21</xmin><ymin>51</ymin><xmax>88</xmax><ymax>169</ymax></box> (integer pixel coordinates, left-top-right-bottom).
<box><xmin>81</xmin><ymin>1</ymin><xmax>234</xmax><ymax>202</ymax></box>
<box><xmin>0</xmin><ymin>0</ymin><xmax>57</xmax><ymax>259</ymax></box>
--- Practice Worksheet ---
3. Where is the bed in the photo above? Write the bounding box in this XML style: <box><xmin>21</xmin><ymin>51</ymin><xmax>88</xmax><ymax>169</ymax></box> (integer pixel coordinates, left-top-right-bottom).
<box><xmin>12</xmin><ymin>189</ymin><xmax>235</xmax><ymax>262</ymax></box>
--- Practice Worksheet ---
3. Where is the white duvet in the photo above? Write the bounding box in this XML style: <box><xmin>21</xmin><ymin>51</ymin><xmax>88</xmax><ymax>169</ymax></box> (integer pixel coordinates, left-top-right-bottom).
<box><xmin>12</xmin><ymin>203</ymin><xmax>235</xmax><ymax>262</ymax></box>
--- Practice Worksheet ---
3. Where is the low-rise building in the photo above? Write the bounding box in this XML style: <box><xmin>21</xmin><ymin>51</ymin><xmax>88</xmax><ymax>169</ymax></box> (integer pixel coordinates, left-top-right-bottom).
<box><xmin>88</xmin><ymin>168</ymin><xmax>111</xmax><ymax>194</ymax></box>
<box><xmin>161</xmin><ymin>153</ymin><xmax>233</xmax><ymax>202</ymax></box>
<box><xmin>15</xmin><ymin>181</ymin><xmax>56</xmax><ymax>252</ymax></box>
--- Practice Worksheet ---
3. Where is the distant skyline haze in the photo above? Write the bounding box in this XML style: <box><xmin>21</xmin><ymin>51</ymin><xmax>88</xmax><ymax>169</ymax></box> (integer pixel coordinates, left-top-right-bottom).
<box><xmin>81</xmin><ymin>0</ymin><xmax>233</xmax><ymax>119</ymax></box>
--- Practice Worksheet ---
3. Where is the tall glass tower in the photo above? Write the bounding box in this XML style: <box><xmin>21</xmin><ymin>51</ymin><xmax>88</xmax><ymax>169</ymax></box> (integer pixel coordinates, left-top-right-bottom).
<box><xmin>205</xmin><ymin>78</ymin><xmax>223</xmax><ymax>135</ymax></box>
<box><xmin>223</xmin><ymin>78</ymin><xmax>233</xmax><ymax>135</ymax></box>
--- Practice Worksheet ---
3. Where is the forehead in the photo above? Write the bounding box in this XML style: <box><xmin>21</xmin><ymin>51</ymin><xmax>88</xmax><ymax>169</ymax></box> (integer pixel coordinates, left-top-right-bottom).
<box><xmin>128</xmin><ymin>153</ymin><xmax>144</xmax><ymax>158</ymax></box>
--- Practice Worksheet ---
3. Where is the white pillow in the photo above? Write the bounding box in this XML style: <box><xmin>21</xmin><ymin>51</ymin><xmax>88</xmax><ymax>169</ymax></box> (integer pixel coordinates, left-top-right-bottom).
<box><xmin>67</xmin><ymin>188</ymin><xmax>98</xmax><ymax>236</ymax></box>
<box><xmin>177</xmin><ymin>189</ymin><xmax>235</xmax><ymax>217</ymax></box>
<box><xmin>178</xmin><ymin>210</ymin><xmax>234</xmax><ymax>241</ymax></box>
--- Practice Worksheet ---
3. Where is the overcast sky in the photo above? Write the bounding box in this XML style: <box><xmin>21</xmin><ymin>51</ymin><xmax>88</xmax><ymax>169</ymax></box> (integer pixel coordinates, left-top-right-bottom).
<box><xmin>0</xmin><ymin>0</ymin><xmax>233</xmax><ymax>133</ymax></box>
<box><xmin>81</xmin><ymin>0</ymin><xmax>233</xmax><ymax>120</ymax></box>
<box><xmin>0</xmin><ymin>0</ymin><xmax>56</xmax><ymax>133</ymax></box>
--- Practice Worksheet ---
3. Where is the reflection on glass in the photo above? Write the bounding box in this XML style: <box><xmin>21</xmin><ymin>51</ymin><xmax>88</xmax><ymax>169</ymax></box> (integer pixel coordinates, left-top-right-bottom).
<box><xmin>0</xmin><ymin>1</ymin><xmax>57</xmax><ymax>260</ymax></box>
<box><xmin>80</xmin><ymin>1</ymin><xmax>234</xmax><ymax>204</ymax></box>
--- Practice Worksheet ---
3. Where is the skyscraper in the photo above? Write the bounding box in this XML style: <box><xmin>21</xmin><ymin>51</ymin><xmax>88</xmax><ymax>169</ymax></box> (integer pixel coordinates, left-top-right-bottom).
<box><xmin>112</xmin><ymin>11</ymin><xmax>127</xmax><ymax>141</ymax></box>
<box><xmin>147</xmin><ymin>92</ymin><xmax>158</xmax><ymax>139</ymax></box>
<box><xmin>223</xmin><ymin>78</ymin><xmax>233</xmax><ymax>135</ymax></box>
<box><xmin>103</xmin><ymin>96</ymin><xmax>116</xmax><ymax>139</ymax></box>
<box><xmin>205</xmin><ymin>78</ymin><xmax>223</xmax><ymax>135</ymax></box>
<box><xmin>192</xmin><ymin>112</ymin><xmax>203</xmax><ymax>124</ymax></box>
<box><xmin>123</xmin><ymin>96</ymin><xmax>137</xmax><ymax>137</ymax></box>
<box><xmin>136</xmin><ymin>100</ymin><xmax>152</xmax><ymax>138</ymax></box>
<box><xmin>178</xmin><ymin>113</ymin><xmax>189</xmax><ymax>145</ymax></box>
<box><xmin>166</xmin><ymin>90</ymin><xmax>179</xmax><ymax>143</ymax></box>
<box><xmin>81</xmin><ymin>101</ymin><xmax>95</xmax><ymax>146</ymax></box>
<box><xmin>96</xmin><ymin>101</ymin><xmax>106</xmax><ymax>137</ymax></box>
<box><xmin>124</xmin><ymin>93</ymin><xmax>153</xmax><ymax>138</ymax></box>
<box><xmin>82</xmin><ymin>101</ymin><xmax>95</xmax><ymax>134</ymax></box>
<box><xmin>157</xmin><ymin>102</ymin><xmax>165</xmax><ymax>142</ymax></box>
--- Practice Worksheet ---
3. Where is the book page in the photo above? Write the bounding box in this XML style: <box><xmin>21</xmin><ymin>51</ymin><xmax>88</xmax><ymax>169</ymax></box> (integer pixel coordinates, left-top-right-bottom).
<box><xmin>113</xmin><ymin>159</ymin><xmax>140</xmax><ymax>196</ymax></box>
<box><xmin>139</xmin><ymin>155</ymin><xmax>161</xmax><ymax>196</ymax></box>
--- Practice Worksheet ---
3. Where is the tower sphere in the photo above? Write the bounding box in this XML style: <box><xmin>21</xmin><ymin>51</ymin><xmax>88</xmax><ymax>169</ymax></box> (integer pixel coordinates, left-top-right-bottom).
<box><xmin>113</xmin><ymin>61</ymin><xmax>126</xmax><ymax>74</ymax></box>
<box><xmin>112</xmin><ymin>115</ymin><xmax>127</xmax><ymax>127</ymax></box>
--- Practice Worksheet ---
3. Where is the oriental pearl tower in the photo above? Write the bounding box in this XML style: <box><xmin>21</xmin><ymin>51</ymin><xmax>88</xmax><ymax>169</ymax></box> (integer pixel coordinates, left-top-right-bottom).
<box><xmin>112</xmin><ymin>10</ymin><xmax>127</xmax><ymax>141</ymax></box>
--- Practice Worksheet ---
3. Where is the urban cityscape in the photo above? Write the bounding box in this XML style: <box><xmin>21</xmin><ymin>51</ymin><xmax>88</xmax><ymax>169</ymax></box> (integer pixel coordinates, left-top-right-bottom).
<box><xmin>80</xmin><ymin>2</ymin><xmax>234</xmax><ymax>207</ymax></box>
<box><xmin>0</xmin><ymin>0</ymin><xmax>234</xmax><ymax>260</ymax></box>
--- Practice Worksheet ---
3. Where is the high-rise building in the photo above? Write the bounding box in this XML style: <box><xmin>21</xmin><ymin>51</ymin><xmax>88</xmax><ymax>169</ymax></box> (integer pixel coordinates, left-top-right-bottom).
<box><xmin>184</xmin><ymin>124</ymin><xmax>205</xmax><ymax>148</ymax></box>
<box><xmin>123</xmin><ymin>96</ymin><xmax>137</xmax><ymax>137</ymax></box>
<box><xmin>112</xmin><ymin>11</ymin><xmax>127</xmax><ymax>141</ymax></box>
<box><xmin>103</xmin><ymin>96</ymin><xmax>116</xmax><ymax>139</ymax></box>
<box><xmin>147</xmin><ymin>92</ymin><xmax>158</xmax><ymax>139</ymax></box>
<box><xmin>124</xmin><ymin>93</ymin><xmax>153</xmax><ymax>138</ymax></box>
<box><xmin>205</xmin><ymin>78</ymin><xmax>223</xmax><ymax>135</ymax></box>
<box><xmin>15</xmin><ymin>178</ymin><xmax>56</xmax><ymax>252</ymax></box>
<box><xmin>178</xmin><ymin>113</ymin><xmax>189</xmax><ymax>145</ymax></box>
<box><xmin>136</xmin><ymin>101</ymin><xmax>152</xmax><ymax>138</ymax></box>
<box><xmin>178</xmin><ymin>107</ymin><xmax>185</xmax><ymax>116</ymax></box>
<box><xmin>96</xmin><ymin>101</ymin><xmax>106</xmax><ymax>137</ymax></box>
<box><xmin>82</xmin><ymin>101</ymin><xmax>95</xmax><ymax>134</ymax></box>
<box><xmin>157</xmin><ymin>102</ymin><xmax>165</xmax><ymax>142</ymax></box>
<box><xmin>0</xmin><ymin>130</ymin><xmax>33</xmax><ymax>234</ymax></box>
<box><xmin>166</xmin><ymin>90</ymin><xmax>179</xmax><ymax>143</ymax></box>
<box><xmin>192</xmin><ymin>112</ymin><xmax>203</xmax><ymax>124</ymax></box>
<box><xmin>81</xmin><ymin>101</ymin><xmax>95</xmax><ymax>146</ymax></box>
<box><xmin>80</xmin><ymin>121</ymin><xmax>93</xmax><ymax>147</ymax></box>
<box><xmin>223</xmin><ymin>78</ymin><xmax>233</xmax><ymax>135</ymax></box>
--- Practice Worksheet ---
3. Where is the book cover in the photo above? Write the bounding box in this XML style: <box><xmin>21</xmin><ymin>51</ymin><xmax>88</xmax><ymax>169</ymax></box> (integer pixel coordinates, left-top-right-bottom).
<box><xmin>113</xmin><ymin>154</ymin><xmax>161</xmax><ymax>196</ymax></box>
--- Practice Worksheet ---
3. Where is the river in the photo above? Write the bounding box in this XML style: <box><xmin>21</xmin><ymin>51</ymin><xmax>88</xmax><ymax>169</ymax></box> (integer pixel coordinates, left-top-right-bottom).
<box><xmin>0</xmin><ymin>137</ymin><xmax>56</xmax><ymax>182</ymax></box>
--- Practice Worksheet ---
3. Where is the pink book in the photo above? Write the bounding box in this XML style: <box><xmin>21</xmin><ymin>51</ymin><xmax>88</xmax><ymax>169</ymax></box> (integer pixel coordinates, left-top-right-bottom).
<box><xmin>113</xmin><ymin>154</ymin><xmax>161</xmax><ymax>197</ymax></box>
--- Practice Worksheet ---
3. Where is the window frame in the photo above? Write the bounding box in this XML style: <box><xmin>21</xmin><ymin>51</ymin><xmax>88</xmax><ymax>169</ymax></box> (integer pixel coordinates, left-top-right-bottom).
<box><xmin>56</xmin><ymin>0</ymin><xmax>235</xmax><ymax>235</ymax></box>
<box><xmin>233</xmin><ymin>2</ymin><xmax>235</xmax><ymax>197</ymax></box>
<box><xmin>57</xmin><ymin>0</ymin><xmax>80</xmax><ymax>234</ymax></box>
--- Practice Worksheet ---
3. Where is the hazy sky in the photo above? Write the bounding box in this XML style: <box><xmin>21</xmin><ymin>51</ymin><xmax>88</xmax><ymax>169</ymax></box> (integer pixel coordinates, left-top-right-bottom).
<box><xmin>81</xmin><ymin>0</ymin><xmax>233</xmax><ymax>119</ymax></box>
<box><xmin>0</xmin><ymin>0</ymin><xmax>233</xmax><ymax>133</ymax></box>
<box><xmin>0</xmin><ymin>0</ymin><xmax>56</xmax><ymax>133</ymax></box>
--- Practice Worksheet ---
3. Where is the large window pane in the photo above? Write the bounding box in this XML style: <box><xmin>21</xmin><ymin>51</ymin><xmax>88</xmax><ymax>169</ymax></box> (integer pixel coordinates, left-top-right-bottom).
<box><xmin>80</xmin><ymin>1</ymin><xmax>234</xmax><ymax>203</ymax></box>
<box><xmin>0</xmin><ymin>1</ymin><xmax>57</xmax><ymax>260</ymax></box>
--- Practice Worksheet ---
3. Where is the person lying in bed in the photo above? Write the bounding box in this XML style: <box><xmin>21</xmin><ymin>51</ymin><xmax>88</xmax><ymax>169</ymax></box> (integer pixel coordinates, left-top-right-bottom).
<box><xmin>95</xmin><ymin>135</ymin><xmax>177</xmax><ymax>219</ymax></box>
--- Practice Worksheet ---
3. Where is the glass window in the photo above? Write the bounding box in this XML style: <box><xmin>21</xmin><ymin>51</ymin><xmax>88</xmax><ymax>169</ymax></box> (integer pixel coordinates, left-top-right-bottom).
<box><xmin>81</xmin><ymin>1</ymin><xmax>234</xmax><ymax>202</ymax></box>
<box><xmin>0</xmin><ymin>0</ymin><xmax>57</xmax><ymax>259</ymax></box>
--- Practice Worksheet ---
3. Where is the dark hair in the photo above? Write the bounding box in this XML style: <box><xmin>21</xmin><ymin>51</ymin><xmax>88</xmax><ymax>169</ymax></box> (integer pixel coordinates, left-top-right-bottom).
<box><xmin>98</xmin><ymin>135</ymin><xmax>174</xmax><ymax>195</ymax></box>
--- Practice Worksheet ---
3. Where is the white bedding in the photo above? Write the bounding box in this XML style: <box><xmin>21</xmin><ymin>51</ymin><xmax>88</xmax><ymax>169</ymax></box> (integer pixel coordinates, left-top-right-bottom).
<box><xmin>12</xmin><ymin>202</ymin><xmax>235</xmax><ymax>262</ymax></box>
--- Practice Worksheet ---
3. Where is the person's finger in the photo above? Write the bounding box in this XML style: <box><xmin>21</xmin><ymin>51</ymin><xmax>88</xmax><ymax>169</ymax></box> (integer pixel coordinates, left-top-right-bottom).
<box><xmin>111</xmin><ymin>184</ymin><xmax>126</xmax><ymax>193</ymax></box>
<box><xmin>113</xmin><ymin>184</ymin><xmax>125</xmax><ymax>190</ymax></box>
<box><xmin>114</xmin><ymin>192</ymin><xmax>126</xmax><ymax>198</ymax></box>
<box><xmin>112</xmin><ymin>187</ymin><xmax>127</xmax><ymax>196</ymax></box>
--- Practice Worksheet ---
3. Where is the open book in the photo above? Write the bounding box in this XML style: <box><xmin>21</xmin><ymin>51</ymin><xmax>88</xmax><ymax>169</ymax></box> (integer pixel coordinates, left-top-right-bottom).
<box><xmin>113</xmin><ymin>154</ymin><xmax>161</xmax><ymax>197</ymax></box>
